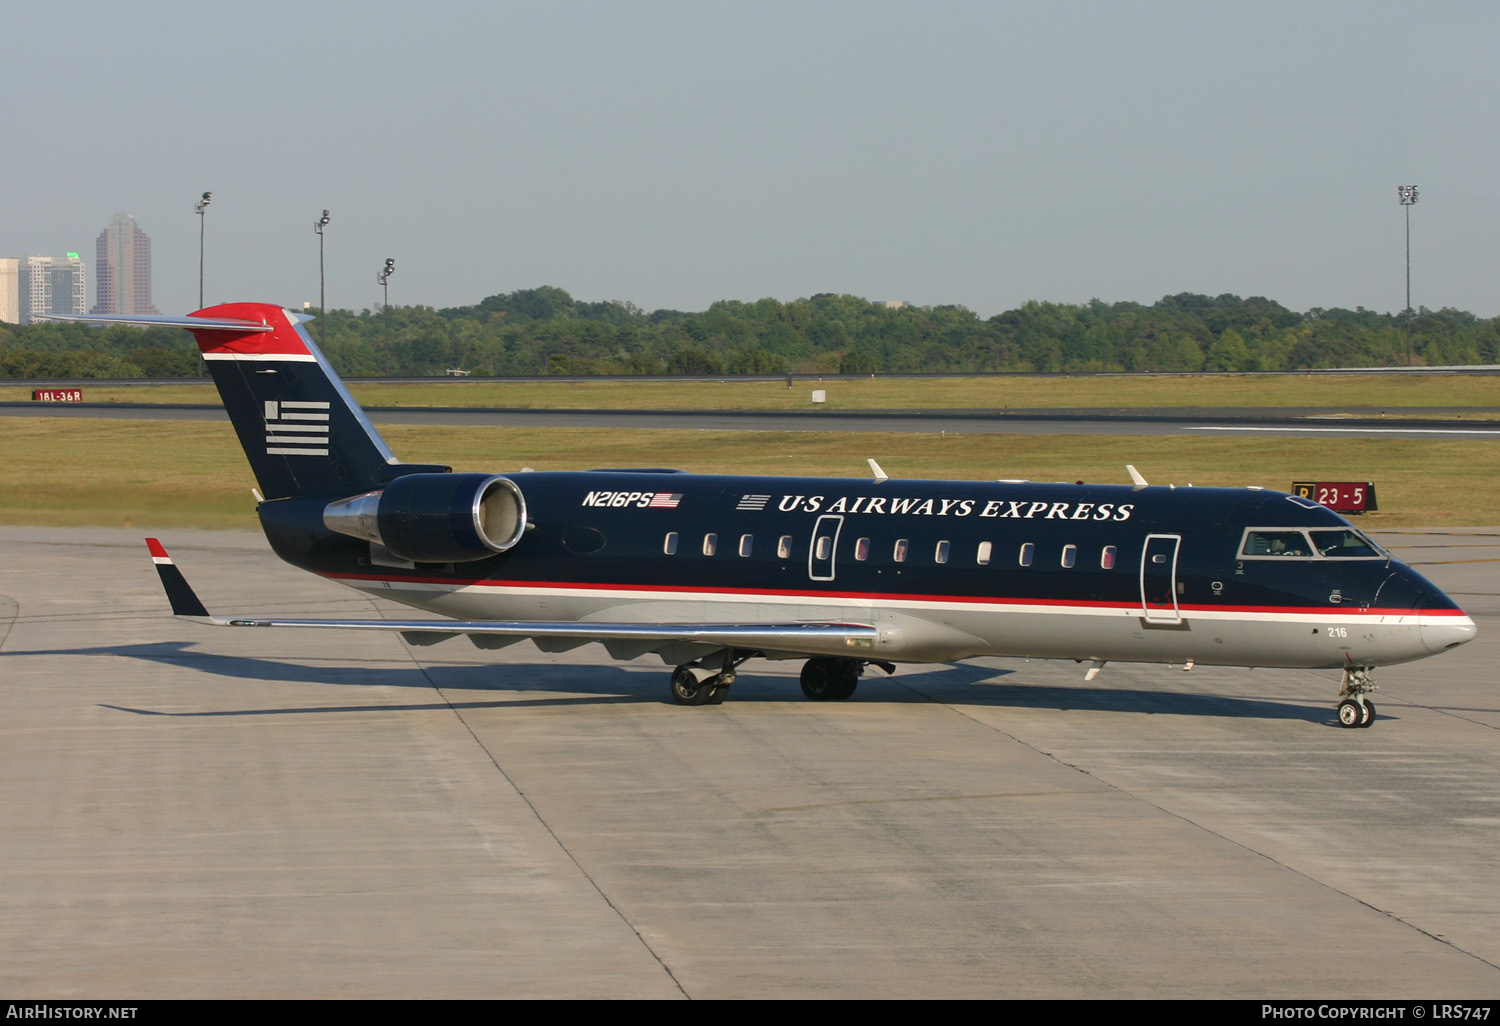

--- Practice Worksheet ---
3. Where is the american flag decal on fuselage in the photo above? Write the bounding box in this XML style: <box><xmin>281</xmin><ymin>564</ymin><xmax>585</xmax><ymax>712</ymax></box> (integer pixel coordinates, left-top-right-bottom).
<box><xmin>265</xmin><ymin>400</ymin><xmax>330</xmax><ymax>456</ymax></box>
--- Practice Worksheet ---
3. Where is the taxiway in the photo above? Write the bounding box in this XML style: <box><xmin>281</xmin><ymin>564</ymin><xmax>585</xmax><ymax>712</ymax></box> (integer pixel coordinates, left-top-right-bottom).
<box><xmin>2</xmin><ymin>525</ymin><xmax>1497</xmax><ymax>998</ymax></box>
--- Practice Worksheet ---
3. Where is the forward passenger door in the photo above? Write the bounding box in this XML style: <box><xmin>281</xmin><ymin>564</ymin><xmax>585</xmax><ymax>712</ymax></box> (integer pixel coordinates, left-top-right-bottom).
<box><xmin>1140</xmin><ymin>534</ymin><xmax>1183</xmax><ymax>624</ymax></box>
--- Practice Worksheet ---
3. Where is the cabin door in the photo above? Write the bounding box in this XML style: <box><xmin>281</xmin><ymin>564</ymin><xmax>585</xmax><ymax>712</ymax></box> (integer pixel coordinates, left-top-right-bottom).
<box><xmin>1140</xmin><ymin>534</ymin><xmax>1183</xmax><ymax>624</ymax></box>
<box><xmin>808</xmin><ymin>515</ymin><xmax>844</xmax><ymax>582</ymax></box>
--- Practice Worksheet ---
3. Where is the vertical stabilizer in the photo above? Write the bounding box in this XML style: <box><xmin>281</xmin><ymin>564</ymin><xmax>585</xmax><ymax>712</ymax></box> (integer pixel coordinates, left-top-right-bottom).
<box><xmin>179</xmin><ymin>303</ymin><xmax>449</xmax><ymax>500</ymax></box>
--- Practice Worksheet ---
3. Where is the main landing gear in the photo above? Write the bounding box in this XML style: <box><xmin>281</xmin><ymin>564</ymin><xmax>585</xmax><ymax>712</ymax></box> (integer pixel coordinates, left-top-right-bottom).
<box><xmin>799</xmin><ymin>657</ymin><xmax>863</xmax><ymax>701</ymax></box>
<box><xmin>669</xmin><ymin>649</ymin><xmax>755</xmax><ymax>706</ymax></box>
<box><xmin>1336</xmin><ymin>665</ymin><xmax>1377</xmax><ymax>728</ymax></box>
<box><xmin>670</xmin><ymin>665</ymin><xmax>730</xmax><ymax>706</ymax></box>
<box><xmin>668</xmin><ymin>654</ymin><xmax>895</xmax><ymax>706</ymax></box>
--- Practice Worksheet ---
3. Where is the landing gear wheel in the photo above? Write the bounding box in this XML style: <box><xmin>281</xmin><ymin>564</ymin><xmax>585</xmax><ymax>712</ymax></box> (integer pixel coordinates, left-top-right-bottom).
<box><xmin>800</xmin><ymin>658</ymin><xmax>861</xmax><ymax>701</ymax></box>
<box><xmin>671</xmin><ymin>666</ymin><xmax>714</xmax><ymax>707</ymax></box>
<box><xmin>800</xmin><ymin>658</ymin><xmax>840</xmax><ymax>701</ymax></box>
<box><xmin>1337</xmin><ymin>699</ymin><xmax>1363</xmax><ymax>728</ymax></box>
<box><xmin>1337</xmin><ymin>666</ymin><xmax>1379</xmax><ymax>729</ymax></box>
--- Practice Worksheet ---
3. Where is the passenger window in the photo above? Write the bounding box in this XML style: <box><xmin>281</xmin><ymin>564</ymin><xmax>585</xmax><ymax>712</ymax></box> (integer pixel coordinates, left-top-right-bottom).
<box><xmin>855</xmin><ymin>537</ymin><xmax>870</xmax><ymax>561</ymax></box>
<box><xmin>935</xmin><ymin>540</ymin><xmax>950</xmax><ymax>564</ymax></box>
<box><xmin>702</xmin><ymin>533</ymin><xmax>717</xmax><ymax>556</ymax></box>
<box><xmin>738</xmin><ymin>534</ymin><xmax>753</xmax><ymax>557</ymax></box>
<box><xmin>778</xmin><ymin>535</ymin><xmax>793</xmax><ymax>559</ymax></box>
<box><xmin>1100</xmin><ymin>545</ymin><xmax>1116</xmax><ymax>569</ymax></box>
<box><xmin>977</xmin><ymin>541</ymin><xmax>992</xmax><ymax>565</ymax></box>
<box><xmin>894</xmin><ymin>539</ymin><xmax>909</xmax><ymax>563</ymax></box>
<box><xmin>664</xmin><ymin>532</ymin><xmax>678</xmax><ymax>555</ymax></box>
<box><xmin>1019</xmin><ymin>542</ymin><xmax>1034</xmax><ymax>567</ymax></box>
<box><xmin>815</xmin><ymin>535</ymin><xmax>832</xmax><ymax>560</ymax></box>
<box><xmin>1061</xmin><ymin>544</ymin><xmax>1077</xmax><ymax>568</ymax></box>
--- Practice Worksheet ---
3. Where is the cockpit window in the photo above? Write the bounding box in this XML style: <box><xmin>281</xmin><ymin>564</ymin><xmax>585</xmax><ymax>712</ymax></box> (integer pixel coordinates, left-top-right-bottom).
<box><xmin>1240</xmin><ymin>527</ymin><xmax>1384</xmax><ymax>560</ymax></box>
<box><xmin>1309</xmin><ymin>529</ymin><xmax>1382</xmax><ymax>558</ymax></box>
<box><xmin>1242</xmin><ymin>530</ymin><xmax>1311</xmax><ymax>557</ymax></box>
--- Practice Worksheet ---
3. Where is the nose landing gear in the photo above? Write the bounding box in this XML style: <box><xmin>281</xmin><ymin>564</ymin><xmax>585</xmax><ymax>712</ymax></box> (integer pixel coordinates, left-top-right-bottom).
<box><xmin>1336</xmin><ymin>666</ymin><xmax>1377</xmax><ymax>728</ymax></box>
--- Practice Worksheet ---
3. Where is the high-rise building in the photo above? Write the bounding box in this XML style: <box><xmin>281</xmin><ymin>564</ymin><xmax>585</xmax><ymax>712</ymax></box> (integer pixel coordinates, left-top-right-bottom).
<box><xmin>0</xmin><ymin>259</ymin><xmax>17</xmax><ymax>324</ymax></box>
<box><xmin>15</xmin><ymin>254</ymin><xmax>87</xmax><ymax>325</ymax></box>
<box><xmin>91</xmin><ymin>213</ymin><xmax>159</xmax><ymax>316</ymax></box>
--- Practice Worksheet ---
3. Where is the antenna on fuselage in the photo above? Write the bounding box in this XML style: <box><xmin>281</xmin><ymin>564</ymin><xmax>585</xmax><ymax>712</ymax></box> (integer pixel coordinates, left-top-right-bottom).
<box><xmin>1126</xmin><ymin>464</ymin><xmax>1148</xmax><ymax>488</ymax></box>
<box><xmin>867</xmin><ymin>458</ymin><xmax>889</xmax><ymax>483</ymax></box>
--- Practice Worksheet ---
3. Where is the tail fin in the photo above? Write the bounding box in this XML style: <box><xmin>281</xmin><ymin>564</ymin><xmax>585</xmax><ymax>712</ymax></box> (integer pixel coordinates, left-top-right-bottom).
<box><xmin>50</xmin><ymin>304</ymin><xmax>448</xmax><ymax>501</ymax></box>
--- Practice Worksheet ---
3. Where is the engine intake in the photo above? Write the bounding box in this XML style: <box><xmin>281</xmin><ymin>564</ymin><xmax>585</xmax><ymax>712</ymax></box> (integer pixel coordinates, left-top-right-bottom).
<box><xmin>323</xmin><ymin>473</ymin><xmax>527</xmax><ymax>563</ymax></box>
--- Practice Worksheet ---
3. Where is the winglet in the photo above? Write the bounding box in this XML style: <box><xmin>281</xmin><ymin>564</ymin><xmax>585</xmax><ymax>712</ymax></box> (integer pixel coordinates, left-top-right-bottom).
<box><xmin>146</xmin><ymin>539</ymin><xmax>211</xmax><ymax>618</ymax></box>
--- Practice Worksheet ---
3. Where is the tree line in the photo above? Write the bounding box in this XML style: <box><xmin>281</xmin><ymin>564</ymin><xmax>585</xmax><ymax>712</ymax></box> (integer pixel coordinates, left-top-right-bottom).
<box><xmin>3</xmin><ymin>287</ymin><xmax>1497</xmax><ymax>378</ymax></box>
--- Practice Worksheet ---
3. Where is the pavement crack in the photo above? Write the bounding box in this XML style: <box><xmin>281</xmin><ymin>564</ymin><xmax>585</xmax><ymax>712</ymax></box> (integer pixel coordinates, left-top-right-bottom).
<box><xmin>0</xmin><ymin>595</ymin><xmax>18</xmax><ymax>652</ymax></box>
<box><xmin>367</xmin><ymin>600</ymin><xmax>690</xmax><ymax>999</ymax></box>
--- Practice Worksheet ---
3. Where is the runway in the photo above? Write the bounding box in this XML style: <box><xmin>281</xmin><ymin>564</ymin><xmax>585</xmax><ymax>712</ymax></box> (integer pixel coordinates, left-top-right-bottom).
<box><xmin>2</xmin><ymin>525</ymin><xmax>1498</xmax><ymax>998</ymax></box>
<box><xmin>4</xmin><ymin>400</ymin><xmax>1500</xmax><ymax>438</ymax></box>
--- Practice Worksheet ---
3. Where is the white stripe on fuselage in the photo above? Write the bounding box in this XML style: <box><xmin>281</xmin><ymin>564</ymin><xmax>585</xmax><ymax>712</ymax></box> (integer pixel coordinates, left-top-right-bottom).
<box><xmin>203</xmin><ymin>352</ymin><xmax>318</xmax><ymax>362</ymax></box>
<box><xmin>322</xmin><ymin>574</ymin><xmax>1464</xmax><ymax>627</ymax></box>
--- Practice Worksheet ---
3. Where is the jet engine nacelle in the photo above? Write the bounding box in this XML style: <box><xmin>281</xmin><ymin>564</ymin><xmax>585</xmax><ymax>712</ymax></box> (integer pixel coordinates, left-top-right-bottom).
<box><xmin>322</xmin><ymin>473</ymin><xmax>527</xmax><ymax>563</ymax></box>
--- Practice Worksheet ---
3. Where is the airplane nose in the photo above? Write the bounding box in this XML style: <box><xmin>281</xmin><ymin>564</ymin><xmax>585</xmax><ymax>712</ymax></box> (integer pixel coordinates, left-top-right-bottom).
<box><xmin>1384</xmin><ymin>568</ymin><xmax>1476</xmax><ymax>656</ymax></box>
<box><xmin>1421</xmin><ymin>614</ymin><xmax>1476</xmax><ymax>654</ymax></box>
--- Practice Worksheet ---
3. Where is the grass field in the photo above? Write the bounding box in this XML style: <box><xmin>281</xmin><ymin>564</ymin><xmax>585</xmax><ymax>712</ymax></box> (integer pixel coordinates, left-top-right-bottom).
<box><xmin>3</xmin><ymin>417</ymin><xmax>1497</xmax><ymax>530</ymax></box>
<box><xmin>4</xmin><ymin>372</ymin><xmax>1499</xmax><ymax>413</ymax></box>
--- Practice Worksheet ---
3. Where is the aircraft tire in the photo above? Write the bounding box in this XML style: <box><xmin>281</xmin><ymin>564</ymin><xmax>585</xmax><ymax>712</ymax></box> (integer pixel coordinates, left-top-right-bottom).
<box><xmin>671</xmin><ymin>666</ymin><xmax>715</xmax><ymax>707</ymax></box>
<box><xmin>1358</xmin><ymin>700</ymin><xmax>1376</xmax><ymax>727</ymax></box>
<box><xmin>830</xmin><ymin>671</ymin><xmax>859</xmax><ymax>701</ymax></box>
<box><xmin>800</xmin><ymin>658</ymin><xmax>840</xmax><ymax>701</ymax></box>
<box><xmin>1337</xmin><ymin>699</ymin><xmax>1364</xmax><ymax>728</ymax></box>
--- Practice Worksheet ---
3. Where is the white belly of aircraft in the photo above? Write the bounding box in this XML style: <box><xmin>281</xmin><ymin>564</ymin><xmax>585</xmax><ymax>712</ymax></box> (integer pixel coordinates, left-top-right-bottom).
<box><xmin>330</xmin><ymin>574</ymin><xmax>1468</xmax><ymax>670</ymax></box>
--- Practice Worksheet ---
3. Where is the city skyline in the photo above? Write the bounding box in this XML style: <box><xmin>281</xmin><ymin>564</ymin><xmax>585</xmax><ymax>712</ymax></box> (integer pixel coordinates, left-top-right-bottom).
<box><xmin>90</xmin><ymin>213</ymin><xmax>158</xmax><ymax>317</ymax></box>
<box><xmin>0</xmin><ymin>254</ymin><xmax>87</xmax><ymax>326</ymax></box>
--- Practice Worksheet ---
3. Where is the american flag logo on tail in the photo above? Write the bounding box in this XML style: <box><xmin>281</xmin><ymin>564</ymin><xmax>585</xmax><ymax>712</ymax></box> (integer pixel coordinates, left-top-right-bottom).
<box><xmin>264</xmin><ymin>400</ymin><xmax>330</xmax><ymax>456</ymax></box>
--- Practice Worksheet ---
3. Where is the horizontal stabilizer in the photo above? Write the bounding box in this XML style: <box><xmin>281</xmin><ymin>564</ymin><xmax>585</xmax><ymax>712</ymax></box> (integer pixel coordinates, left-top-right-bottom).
<box><xmin>38</xmin><ymin>313</ymin><xmax>273</xmax><ymax>334</ymax></box>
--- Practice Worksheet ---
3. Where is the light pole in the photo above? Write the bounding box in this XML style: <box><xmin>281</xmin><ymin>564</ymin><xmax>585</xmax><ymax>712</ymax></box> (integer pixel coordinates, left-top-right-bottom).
<box><xmin>1398</xmin><ymin>185</ymin><xmax>1418</xmax><ymax>365</ymax></box>
<box><xmin>377</xmin><ymin>258</ymin><xmax>395</xmax><ymax>374</ymax></box>
<box><xmin>194</xmin><ymin>192</ymin><xmax>211</xmax><ymax>377</ymax></box>
<box><xmin>194</xmin><ymin>191</ymin><xmax>211</xmax><ymax>309</ymax></box>
<box><xmin>313</xmin><ymin>209</ymin><xmax>330</xmax><ymax>345</ymax></box>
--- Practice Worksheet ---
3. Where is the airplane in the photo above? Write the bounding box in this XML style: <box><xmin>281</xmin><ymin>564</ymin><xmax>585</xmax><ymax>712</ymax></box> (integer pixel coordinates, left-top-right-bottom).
<box><xmin>53</xmin><ymin>302</ymin><xmax>1475</xmax><ymax>727</ymax></box>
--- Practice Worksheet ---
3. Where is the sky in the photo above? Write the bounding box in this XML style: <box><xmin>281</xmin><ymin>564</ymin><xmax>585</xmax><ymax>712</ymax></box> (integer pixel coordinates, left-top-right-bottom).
<box><xmin>5</xmin><ymin>1</ymin><xmax>1495</xmax><ymax>319</ymax></box>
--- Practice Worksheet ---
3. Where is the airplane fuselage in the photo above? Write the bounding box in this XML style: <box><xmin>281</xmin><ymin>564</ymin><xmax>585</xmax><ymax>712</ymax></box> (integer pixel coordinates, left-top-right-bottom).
<box><xmin>256</xmin><ymin>471</ymin><xmax>1472</xmax><ymax>671</ymax></box>
<box><xmin>57</xmin><ymin>301</ymin><xmax>1471</xmax><ymax>720</ymax></box>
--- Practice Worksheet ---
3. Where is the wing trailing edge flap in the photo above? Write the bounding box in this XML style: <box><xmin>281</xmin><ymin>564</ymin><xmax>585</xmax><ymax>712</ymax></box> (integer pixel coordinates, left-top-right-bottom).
<box><xmin>147</xmin><ymin>539</ymin><xmax>878</xmax><ymax>658</ymax></box>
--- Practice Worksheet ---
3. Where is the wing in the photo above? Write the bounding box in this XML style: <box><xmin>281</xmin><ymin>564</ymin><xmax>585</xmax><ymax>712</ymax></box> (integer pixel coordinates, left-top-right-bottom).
<box><xmin>146</xmin><ymin>539</ymin><xmax>878</xmax><ymax>662</ymax></box>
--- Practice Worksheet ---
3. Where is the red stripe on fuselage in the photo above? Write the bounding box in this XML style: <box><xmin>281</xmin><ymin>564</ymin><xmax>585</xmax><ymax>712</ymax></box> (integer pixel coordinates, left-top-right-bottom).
<box><xmin>316</xmin><ymin>570</ymin><xmax>1462</xmax><ymax>617</ymax></box>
